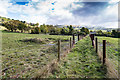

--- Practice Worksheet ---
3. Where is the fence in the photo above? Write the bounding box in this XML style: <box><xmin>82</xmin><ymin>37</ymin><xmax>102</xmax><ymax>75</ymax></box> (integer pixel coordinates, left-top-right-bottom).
<box><xmin>33</xmin><ymin>34</ymin><xmax>85</xmax><ymax>78</ymax></box>
<box><xmin>57</xmin><ymin>34</ymin><xmax>85</xmax><ymax>61</ymax></box>
<box><xmin>93</xmin><ymin>37</ymin><xmax>118</xmax><ymax>78</ymax></box>
<box><xmin>39</xmin><ymin>35</ymin><xmax>118</xmax><ymax>78</ymax></box>
<box><xmin>33</xmin><ymin>35</ymin><xmax>118</xmax><ymax>78</ymax></box>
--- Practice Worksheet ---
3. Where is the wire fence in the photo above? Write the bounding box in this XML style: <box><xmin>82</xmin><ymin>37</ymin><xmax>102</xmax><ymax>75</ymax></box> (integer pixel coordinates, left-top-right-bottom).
<box><xmin>106</xmin><ymin>43</ymin><xmax>118</xmax><ymax>70</ymax></box>
<box><xmin>94</xmin><ymin>36</ymin><xmax>118</xmax><ymax>78</ymax></box>
<box><xmin>97</xmin><ymin>39</ymin><xmax>103</xmax><ymax>60</ymax></box>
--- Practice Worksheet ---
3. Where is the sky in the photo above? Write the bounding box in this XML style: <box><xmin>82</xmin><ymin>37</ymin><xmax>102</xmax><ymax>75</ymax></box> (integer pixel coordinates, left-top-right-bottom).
<box><xmin>0</xmin><ymin>0</ymin><xmax>119</xmax><ymax>28</ymax></box>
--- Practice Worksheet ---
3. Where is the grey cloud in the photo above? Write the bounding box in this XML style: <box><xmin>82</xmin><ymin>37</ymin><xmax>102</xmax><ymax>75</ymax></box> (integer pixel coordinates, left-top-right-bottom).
<box><xmin>71</xmin><ymin>2</ymin><xmax>109</xmax><ymax>17</ymax></box>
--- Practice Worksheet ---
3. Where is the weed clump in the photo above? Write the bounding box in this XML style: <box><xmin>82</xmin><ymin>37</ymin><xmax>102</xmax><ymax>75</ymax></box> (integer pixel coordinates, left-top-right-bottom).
<box><xmin>20</xmin><ymin>38</ymin><xmax>46</xmax><ymax>44</ymax></box>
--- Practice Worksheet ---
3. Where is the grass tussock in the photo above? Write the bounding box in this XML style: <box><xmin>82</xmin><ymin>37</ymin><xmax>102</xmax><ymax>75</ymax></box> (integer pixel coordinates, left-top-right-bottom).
<box><xmin>33</xmin><ymin>59</ymin><xmax>59</xmax><ymax>78</ymax></box>
<box><xmin>20</xmin><ymin>38</ymin><xmax>47</xmax><ymax>44</ymax></box>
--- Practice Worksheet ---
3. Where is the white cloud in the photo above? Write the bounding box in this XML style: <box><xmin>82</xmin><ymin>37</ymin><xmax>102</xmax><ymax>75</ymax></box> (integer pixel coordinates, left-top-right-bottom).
<box><xmin>6</xmin><ymin>0</ymin><xmax>77</xmax><ymax>24</ymax></box>
<box><xmin>0</xmin><ymin>0</ymin><xmax>11</xmax><ymax>17</ymax></box>
<box><xmin>71</xmin><ymin>2</ymin><xmax>118</xmax><ymax>28</ymax></box>
<box><xmin>109</xmin><ymin>0</ymin><xmax>120</xmax><ymax>4</ymax></box>
<box><xmin>0</xmin><ymin>0</ymin><xmax>119</xmax><ymax>28</ymax></box>
<box><xmin>71</xmin><ymin>3</ymin><xmax>84</xmax><ymax>9</ymax></box>
<box><xmin>98</xmin><ymin>3</ymin><xmax>118</xmax><ymax>28</ymax></box>
<box><xmin>32</xmin><ymin>0</ymin><xmax>39</xmax><ymax>2</ymax></box>
<box><xmin>20</xmin><ymin>15</ymin><xmax>48</xmax><ymax>24</ymax></box>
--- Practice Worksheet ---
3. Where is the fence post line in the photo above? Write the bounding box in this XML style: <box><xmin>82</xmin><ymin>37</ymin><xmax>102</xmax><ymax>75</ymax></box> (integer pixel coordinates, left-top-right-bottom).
<box><xmin>103</xmin><ymin>40</ymin><xmax>106</xmax><ymax>64</ymax></box>
<box><xmin>78</xmin><ymin>34</ymin><xmax>80</xmax><ymax>41</ymax></box>
<box><xmin>95</xmin><ymin>38</ymin><xmax>98</xmax><ymax>53</ymax></box>
<box><xmin>70</xmin><ymin>37</ymin><xmax>72</xmax><ymax>49</ymax></box>
<box><xmin>73</xmin><ymin>34</ymin><xmax>75</xmax><ymax>45</ymax></box>
<box><xmin>58</xmin><ymin>39</ymin><xmax>61</xmax><ymax>61</ymax></box>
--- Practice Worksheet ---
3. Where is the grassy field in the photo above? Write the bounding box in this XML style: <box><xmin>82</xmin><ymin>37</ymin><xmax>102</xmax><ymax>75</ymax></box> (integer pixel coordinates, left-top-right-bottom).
<box><xmin>2</xmin><ymin>31</ymin><xmax>71</xmax><ymax>78</ymax></box>
<box><xmin>2</xmin><ymin>31</ymin><xmax>118</xmax><ymax>78</ymax></box>
<box><xmin>96</xmin><ymin>36</ymin><xmax>119</xmax><ymax>72</ymax></box>
<box><xmin>48</xmin><ymin>36</ymin><xmax>107</xmax><ymax>78</ymax></box>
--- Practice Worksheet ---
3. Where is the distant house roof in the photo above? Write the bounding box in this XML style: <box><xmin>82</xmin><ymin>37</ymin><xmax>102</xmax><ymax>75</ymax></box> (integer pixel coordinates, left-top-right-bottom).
<box><xmin>90</xmin><ymin>32</ymin><xmax>96</xmax><ymax>34</ymax></box>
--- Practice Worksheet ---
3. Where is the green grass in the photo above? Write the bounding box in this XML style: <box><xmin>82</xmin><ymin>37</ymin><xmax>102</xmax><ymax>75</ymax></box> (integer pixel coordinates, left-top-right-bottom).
<box><xmin>2</xmin><ymin>31</ymin><xmax>71</xmax><ymax>78</ymax></box>
<box><xmin>48</xmin><ymin>36</ymin><xmax>107</xmax><ymax>78</ymax></box>
<box><xmin>96</xmin><ymin>36</ymin><xmax>119</xmax><ymax>71</ymax></box>
<box><xmin>97</xmin><ymin>36</ymin><xmax>118</xmax><ymax>45</ymax></box>
<box><xmin>2</xmin><ymin>31</ymin><xmax>118</xmax><ymax>78</ymax></box>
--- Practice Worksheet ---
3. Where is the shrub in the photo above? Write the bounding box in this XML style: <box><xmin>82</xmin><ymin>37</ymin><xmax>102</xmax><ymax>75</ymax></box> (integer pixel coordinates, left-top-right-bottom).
<box><xmin>34</xmin><ymin>27</ymin><xmax>40</xmax><ymax>34</ymax></box>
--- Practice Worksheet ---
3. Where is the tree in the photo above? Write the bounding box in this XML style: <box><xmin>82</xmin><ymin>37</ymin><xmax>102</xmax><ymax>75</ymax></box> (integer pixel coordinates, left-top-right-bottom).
<box><xmin>74</xmin><ymin>30</ymin><xmax>79</xmax><ymax>34</ymax></box>
<box><xmin>24</xmin><ymin>26</ymin><xmax>31</xmax><ymax>33</ymax></box>
<box><xmin>61</xmin><ymin>28</ymin><xmax>65</xmax><ymax>35</ymax></box>
<box><xmin>68</xmin><ymin>25</ymin><xmax>74</xmax><ymax>34</ymax></box>
<box><xmin>90</xmin><ymin>30</ymin><xmax>93</xmax><ymax>32</ymax></box>
<box><xmin>34</xmin><ymin>27</ymin><xmax>40</xmax><ymax>34</ymax></box>
<box><xmin>36</xmin><ymin>23</ymin><xmax>39</xmax><ymax>27</ymax></box>
<box><xmin>40</xmin><ymin>25</ymin><xmax>44</xmax><ymax>33</ymax></box>
<box><xmin>64</xmin><ymin>27</ymin><xmax>69</xmax><ymax>34</ymax></box>
<box><xmin>112</xmin><ymin>29</ymin><xmax>120</xmax><ymax>38</ymax></box>
<box><xmin>22</xmin><ymin>21</ymin><xmax>26</xmax><ymax>23</ymax></box>
<box><xmin>112</xmin><ymin>30</ymin><xmax>116</xmax><ymax>36</ymax></box>
<box><xmin>44</xmin><ymin>26</ymin><xmax>48</xmax><ymax>34</ymax></box>
<box><xmin>18</xmin><ymin>22</ymin><xmax>27</xmax><ymax>33</ymax></box>
<box><xmin>3</xmin><ymin>22</ymin><xmax>12</xmax><ymax>31</ymax></box>
<box><xmin>3</xmin><ymin>20</ymin><xmax>18</xmax><ymax>32</ymax></box>
<box><xmin>3</xmin><ymin>20</ymin><xmax>27</xmax><ymax>33</ymax></box>
<box><xmin>96</xmin><ymin>30</ymin><xmax>103</xmax><ymax>35</ymax></box>
<box><xmin>40</xmin><ymin>24</ymin><xmax>48</xmax><ymax>34</ymax></box>
<box><xmin>55</xmin><ymin>28</ymin><xmax>61</xmax><ymax>34</ymax></box>
<box><xmin>80</xmin><ymin>27</ymin><xmax>89</xmax><ymax>35</ymax></box>
<box><xmin>49</xmin><ymin>27</ymin><xmax>56</xmax><ymax>34</ymax></box>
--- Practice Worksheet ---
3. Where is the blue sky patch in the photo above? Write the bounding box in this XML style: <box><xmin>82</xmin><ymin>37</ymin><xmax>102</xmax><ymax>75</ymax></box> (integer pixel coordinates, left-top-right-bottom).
<box><xmin>15</xmin><ymin>2</ymin><xmax>29</xmax><ymax>5</ymax></box>
<box><xmin>52</xmin><ymin>8</ymin><xmax>55</xmax><ymax>10</ymax></box>
<box><xmin>51</xmin><ymin>1</ymin><xmax>56</xmax><ymax>5</ymax></box>
<box><xmin>10</xmin><ymin>0</ymin><xmax>30</xmax><ymax>5</ymax></box>
<box><xmin>51</xmin><ymin>3</ymin><xmax>54</xmax><ymax>5</ymax></box>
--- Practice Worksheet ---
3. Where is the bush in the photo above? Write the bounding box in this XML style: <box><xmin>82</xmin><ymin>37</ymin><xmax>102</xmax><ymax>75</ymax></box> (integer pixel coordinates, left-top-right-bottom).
<box><xmin>80</xmin><ymin>27</ymin><xmax>89</xmax><ymax>35</ymax></box>
<box><xmin>34</xmin><ymin>27</ymin><xmax>40</xmax><ymax>34</ymax></box>
<box><xmin>31</xmin><ymin>27</ymin><xmax>40</xmax><ymax>34</ymax></box>
<box><xmin>31</xmin><ymin>29</ymin><xmax>35</xmax><ymax>34</ymax></box>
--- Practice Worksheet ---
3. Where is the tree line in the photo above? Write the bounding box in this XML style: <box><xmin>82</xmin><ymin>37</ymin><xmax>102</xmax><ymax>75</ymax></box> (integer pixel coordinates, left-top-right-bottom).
<box><xmin>2</xmin><ymin>20</ymin><xmax>31</xmax><ymax>33</ymax></box>
<box><xmin>2</xmin><ymin>20</ymin><xmax>90</xmax><ymax>35</ymax></box>
<box><xmin>3</xmin><ymin>19</ymin><xmax>119</xmax><ymax>37</ymax></box>
<box><xmin>93</xmin><ymin>29</ymin><xmax>120</xmax><ymax>38</ymax></box>
<box><xmin>28</xmin><ymin>24</ymin><xmax>90</xmax><ymax>35</ymax></box>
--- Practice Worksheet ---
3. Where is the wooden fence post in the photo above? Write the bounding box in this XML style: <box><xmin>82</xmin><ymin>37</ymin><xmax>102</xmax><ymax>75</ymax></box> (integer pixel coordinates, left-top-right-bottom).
<box><xmin>103</xmin><ymin>40</ymin><xmax>106</xmax><ymax>64</ymax></box>
<box><xmin>70</xmin><ymin>37</ymin><xmax>72</xmax><ymax>48</ymax></box>
<box><xmin>78</xmin><ymin>34</ymin><xmax>80</xmax><ymax>41</ymax></box>
<box><xmin>58</xmin><ymin>40</ymin><xmax>61</xmax><ymax>61</ymax></box>
<box><xmin>90</xmin><ymin>34</ymin><xmax>95</xmax><ymax>47</ymax></box>
<box><xmin>95</xmin><ymin>38</ymin><xmax>98</xmax><ymax>53</ymax></box>
<box><xmin>73</xmin><ymin>34</ymin><xmax>75</xmax><ymax>45</ymax></box>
